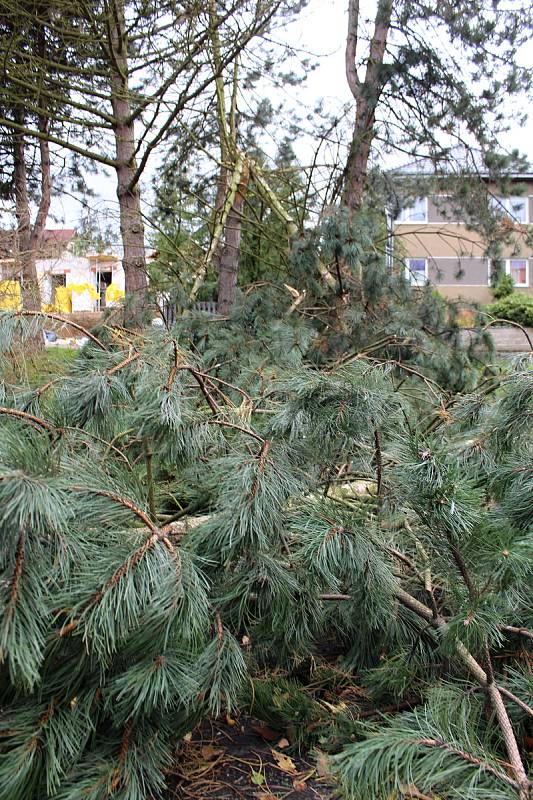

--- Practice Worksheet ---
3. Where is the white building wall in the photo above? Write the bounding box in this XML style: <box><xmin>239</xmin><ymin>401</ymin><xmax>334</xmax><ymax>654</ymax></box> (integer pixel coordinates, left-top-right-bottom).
<box><xmin>36</xmin><ymin>249</ymin><xmax>124</xmax><ymax>311</ymax></box>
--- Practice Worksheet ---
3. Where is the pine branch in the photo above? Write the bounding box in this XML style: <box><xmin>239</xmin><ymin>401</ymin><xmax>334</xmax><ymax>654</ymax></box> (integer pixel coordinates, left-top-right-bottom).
<box><xmin>416</xmin><ymin>737</ymin><xmax>519</xmax><ymax>790</ymax></box>
<box><xmin>374</xmin><ymin>428</ymin><xmax>382</xmax><ymax>496</ymax></box>
<box><xmin>12</xmin><ymin>311</ymin><xmax>107</xmax><ymax>349</ymax></box>
<box><xmin>107</xmin><ymin>350</ymin><xmax>141</xmax><ymax>376</ymax></box>
<box><xmin>0</xmin><ymin>406</ymin><xmax>54</xmax><ymax>434</ymax></box>
<box><xmin>3</xmin><ymin>530</ymin><xmax>26</xmax><ymax>632</ymax></box>
<box><xmin>498</xmin><ymin>687</ymin><xmax>533</xmax><ymax>719</ymax></box>
<box><xmin>500</xmin><ymin>625</ymin><xmax>533</xmax><ymax>641</ymax></box>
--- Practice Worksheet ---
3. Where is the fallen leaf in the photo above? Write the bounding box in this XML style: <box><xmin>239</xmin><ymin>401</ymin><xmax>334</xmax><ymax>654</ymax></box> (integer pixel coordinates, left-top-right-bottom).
<box><xmin>251</xmin><ymin>723</ymin><xmax>280</xmax><ymax>741</ymax></box>
<box><xmin>201</xmin><ymin>744</ymin><xmax>224</xmax><ymax>760</ymax></box>
<box><xmin>276</xmin><ymin>737</ymin><xmax>290</xmax><ymax>749</ymax></box>
<box><xmin>292</xmin><ymin>778</ymin><xmax>307</xmax><ymax>791</ymax></box>
<box><xmin>271</xmin><ymin>749</ymin><xmax>297</xmax><ymax>774</ymax></box>
<box><xmin>251</xmin><ymin>769</ymin><xmax>266</xmax><ymax>786</ymax></box>
<box><xmin>315</xmin><ymin>750</ymin><xmax>331</xmax><ymax>777</ymax></box>
<box><xmin>257</xmin><ymin>794</ymin><xmax>277</xmax><ymax>800</ymax></box>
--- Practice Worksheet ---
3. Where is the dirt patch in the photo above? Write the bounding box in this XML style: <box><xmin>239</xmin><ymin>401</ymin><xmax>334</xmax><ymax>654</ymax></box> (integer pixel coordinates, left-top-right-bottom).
<box><xmin>164</xmin><ymin>716</ymin><xmax>340</xmax><ymax>800</ymax></box>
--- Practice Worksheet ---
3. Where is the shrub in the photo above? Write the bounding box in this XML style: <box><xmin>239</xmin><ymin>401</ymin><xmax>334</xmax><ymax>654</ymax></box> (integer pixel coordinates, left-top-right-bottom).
<box><xmin>491</xmin><ymin>271</ymin><xmax>515</xmax><ymax>299</ymax></box>
<box><xmin>486</xmin><ymin>292</ymin><xmax>533</xmax><ymax>327</ymax></box>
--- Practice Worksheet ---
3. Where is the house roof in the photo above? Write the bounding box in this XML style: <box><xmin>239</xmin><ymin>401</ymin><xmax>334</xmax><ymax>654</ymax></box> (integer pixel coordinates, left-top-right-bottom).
<box><xmin>42</xmin><ymin>229</ymin><xmax>76</xmax><ymax>244</ymax></box>
<box><xmin>0</xmin><ymin>228</ymin><xmax>77</xmax><ymax>260</ymax></box>
<box><xmin>391</xmin><ymin>145</ymin><xmax>533</xmax><ymax>180</ymax></box>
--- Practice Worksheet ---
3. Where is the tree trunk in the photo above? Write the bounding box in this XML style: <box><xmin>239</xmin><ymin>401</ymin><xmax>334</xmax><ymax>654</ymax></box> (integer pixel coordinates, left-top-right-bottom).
<box><xmin>109</xmin><ymin>0</ymin><xmax>148</xmax><ymax>326</ymax></box>
<box><xmin>13</xmin><ymin>124</ymin><xmax>41</xmax><ymax>313</ymax></box>
<box><xmin>342</xmin><ymin>0</ymin><xmax>393</xmax><ymax>215</ymax></box>
<box><xmin>217</xmin><ymin>161</ymin><xmax>249</xmax><ymax>314</ymax></box>
<box><xmin>341</xmin><ymin>108</ymin><xmax>375</xmax><ymax>214</ymax></box>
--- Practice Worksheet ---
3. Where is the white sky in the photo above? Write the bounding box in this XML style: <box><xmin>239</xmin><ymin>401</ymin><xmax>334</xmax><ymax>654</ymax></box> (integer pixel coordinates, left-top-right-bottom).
<box><xmin>50</xmin><ymin>0</ymin><xmax>533</xmax><ymax>231</ymax></box>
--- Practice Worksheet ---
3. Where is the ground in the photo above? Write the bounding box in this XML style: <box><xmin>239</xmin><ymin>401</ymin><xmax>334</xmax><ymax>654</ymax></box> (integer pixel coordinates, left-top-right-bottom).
<box><xmin>165</xmin><ymin>715</ymin><xmax>340</xmax><ymax>800</ymax></box>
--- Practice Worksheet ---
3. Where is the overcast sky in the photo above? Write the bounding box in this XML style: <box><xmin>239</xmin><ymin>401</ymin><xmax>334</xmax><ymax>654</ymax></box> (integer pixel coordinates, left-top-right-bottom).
<box><xmin>50</xmin><ymin>0</ymin><xmax>533</xmax><ymax>231</ymax></box>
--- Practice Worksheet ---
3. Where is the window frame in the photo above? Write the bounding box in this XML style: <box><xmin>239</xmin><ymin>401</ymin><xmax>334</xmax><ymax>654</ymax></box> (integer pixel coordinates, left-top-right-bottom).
<box><xmin>397</xmin><ymin>197</ymin><xmax>428</xmax><ymax>223</ymax></box>
<box><xmin>490</xmin><ymin>195</ymin><xmax>529</xmax><ymax>224</ymax></box>
<box><xmin>506</xmin><ymin>258</ymin><xmax>529</xmax><ymax>288</ymax></box>
<box><xmin>406</xmin><ymin>257</ymin><xmax>428</xmax><ymax>286</ymax></box>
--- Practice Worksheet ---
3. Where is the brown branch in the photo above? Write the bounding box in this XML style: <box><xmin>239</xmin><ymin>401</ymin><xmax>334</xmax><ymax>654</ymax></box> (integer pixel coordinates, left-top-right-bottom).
<box><xmin>0</xmin><ymin>406</ymin><xmax>55</xmax><ymax>433</ymax></box>
<box><xmin>188</xmin><ymin>370</ymin><xmax>252</xmax><ymax>405</ymax></box>
<box><xmin>345</xmin><ymin>0</ymin><xmax>362</xmax><ymax>98</ymax></box>
<box><xmin>2</xmin><ymin>530</ymin><xmax>26</xmax><ymax>633</ymax></box>
<box><xmin>208</xmin><ymin>419</ymin><xmax>265</xmax><ymax>444</ymax></box>
<box><xmin>72</xmin><ymin>486</ymin><xmax>156</xmax><ymax>532</ymax></box>
<box><xmin>443</xmin><ymin>531</ymin><xmax>478</xmax><ymax>602</ymax></box>
<box><xmin>58</xmin><ymin>486</ymin><xmax>182</xmax><ymax>637</ymax></box>
<box><xmin>482</xmin><ymin>318</ymin><xmax>533</xmax><ymax>351</ymax></box>
<box><xmin>181</xmin><ymin>367</ymin><xmax>219</xmax><ymax>414</ymax></box>
<box><xmin>165</xmin><ymin>340</ymin><xmax>180</xmax><ymax>392</ymax></box>
<box><xmin>110</xmin><ymin>721</ymin><xmax>133</xmax><ymax>792</ymax></box>
<box><xmin>499</xmin><ymin>625</ymin><xmax>533</xmax><ymax>641</ymax></box>
<box><xmin>107</xmin><ymin>351</ymin><xmax>141</xmax><ymax>376</ymax></box>
<box><xmin>216</xmin><ymin>612</ymin><xmax>224</xmax><ymax>643</ymax></box>
<box><xmin>21</xmin><ymin>379</ymin><xmax>57</xmax><ymax>412</ymax></box>
<box><xmin>499</xmin><ymin>687</ymin><xmax>533</xmax><ymax>719</ymax></box>
<box><xmin>250</xmin><ymin>439</ymin><xmax>271</xmax><ymax>501</ymax></box>
<box><xmin>63</xmin><ymin>427</ymin><xmax>132</xmax><ymax>469</ymax></box>
<box><xmin>319</xmin><ymin>593</ymin><xmax>352</xmax><ymax>601</ymax></box>
<box><xmin>416</xmin><ymin>738</ymin><xmax>519</xmax><ymax>790</ymax></box>
<box><xmin>59</xmin><ymin>532</ymin><xmax>159</xmax><ymax>638</ymax></box>
<box><xmin>374</xmin><ymin>428</ymin><xmax>382</xmax><ymax>496</ymax></box>
<box><xmin>257</xmin><ymin>439</ymin><xmax>270</xmax><ymax>472</ymax></box>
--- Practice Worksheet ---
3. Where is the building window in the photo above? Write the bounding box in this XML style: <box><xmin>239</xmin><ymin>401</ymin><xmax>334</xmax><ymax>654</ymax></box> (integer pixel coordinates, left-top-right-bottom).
<box><xmin>490</xmin><ymin>196</ymin><xmax>528</xmax><ymax>223</ymax></box>
<box><xmin>508</xmin><ymin>197</ymin><xmax>527</xmax><ymax>223</ymax></box>
<box><xmin>96</xmin><ymin>269</ymin><xmax>113</xmax><ymax>308</ymax></box>
<box><xmin>406</xmin><ymin>258</ymin><xmax>428</xmax><ymax>285</ymax></box>
<box><xmin>397</xmin><ymin>197</ymin><xmax>427</xmax><ymax>223</ymax></box>
<box><xmin>507</xmin><ymin>259</ymin><xmax>529</xmax><ymax>287</ymax></box>
<box><xmin>51</xmin><ymin>273</ymin><xmax>67</xmax><ymax>303</ymax></box>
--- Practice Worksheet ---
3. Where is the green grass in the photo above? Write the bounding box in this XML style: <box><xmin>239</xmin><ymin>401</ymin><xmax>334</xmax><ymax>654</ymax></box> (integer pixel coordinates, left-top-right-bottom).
<box><xmin>8</xmin><ymin>347</ymin><xmax>79</xmax><ymax>388</ymax></box>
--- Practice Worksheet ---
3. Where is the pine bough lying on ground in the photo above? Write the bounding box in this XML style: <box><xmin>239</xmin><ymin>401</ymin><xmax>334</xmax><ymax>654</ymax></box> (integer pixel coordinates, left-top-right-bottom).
<box><xmin>0</xmin><ymin>312</ymin><xmax>531</xmax><ymax>799</ymax></box>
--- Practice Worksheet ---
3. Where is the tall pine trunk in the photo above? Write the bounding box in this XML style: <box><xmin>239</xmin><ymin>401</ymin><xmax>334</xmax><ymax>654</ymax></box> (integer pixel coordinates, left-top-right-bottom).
<box><xmin>217</xmin><ymin>161</ymin><xmax>249</xmax><ymax>314</ymax></box>
<box><xmin>13</xmin><ymin>128</ymin><xmax>40</xmax><ymax>312</ymax></box>
<box><xmin>342</xmin><ymin>0</ymin><xmax>393</xmax><ymax>215</ymax></box>
<box><xmin>341</xmin><ymin>109</ymin><xmax>375</xmax><ymax>215</ymax></box>
<box><xmin>109</xmin><ymin>0</ymin><xmax>147</xmax><ymax>326</ymax></box>
<box><xmin>12</xmin><ymin>110</ymin><xmax>51</xmax><ymax>318</ymax></box>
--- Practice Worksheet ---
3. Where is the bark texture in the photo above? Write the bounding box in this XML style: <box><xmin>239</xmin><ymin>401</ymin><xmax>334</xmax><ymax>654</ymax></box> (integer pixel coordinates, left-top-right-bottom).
<box><xmin>109</xmin><ymin>0</ymin><xmax>147</xmax><ymax>325</ymax></box>
<box><xmin>12</xmin><ymin>111</ymin><xmax>51</xmax><ymax>316</ymax></box>
<box><xmin>217</xmin><ymin>161</ymin><xmax>249</xmax><ymax>314</ymax></box>
<box><xmin>342</xmin><ymin>0</ymin><xmax>393</xmax><ymax>215</ymax></box>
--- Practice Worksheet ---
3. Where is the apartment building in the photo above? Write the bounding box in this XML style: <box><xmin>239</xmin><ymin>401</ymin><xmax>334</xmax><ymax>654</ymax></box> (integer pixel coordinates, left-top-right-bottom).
<box><xmin>393</xmin><ymin>162</ymin><xmax>533</xmax><ymax>304</ymax></box>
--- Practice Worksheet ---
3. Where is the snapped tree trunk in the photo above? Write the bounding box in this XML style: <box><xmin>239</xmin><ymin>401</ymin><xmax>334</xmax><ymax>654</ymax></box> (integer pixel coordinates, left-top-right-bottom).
<box><xmin>109</xmin><ymin>0</ymin><xmax>148</xmax><ymax>326</ymax></box>
<box><xmin>217</xmin><ymin>161</ymin><xmax>249</xmax><ymax>314</ymax></box>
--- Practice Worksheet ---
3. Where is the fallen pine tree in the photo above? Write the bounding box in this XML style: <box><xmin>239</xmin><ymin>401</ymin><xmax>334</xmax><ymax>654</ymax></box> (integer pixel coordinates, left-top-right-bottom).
<box><xmin>0</xmin><ymin>309</ymin><xmax>531</xmax><ymax>800</ymax></box>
